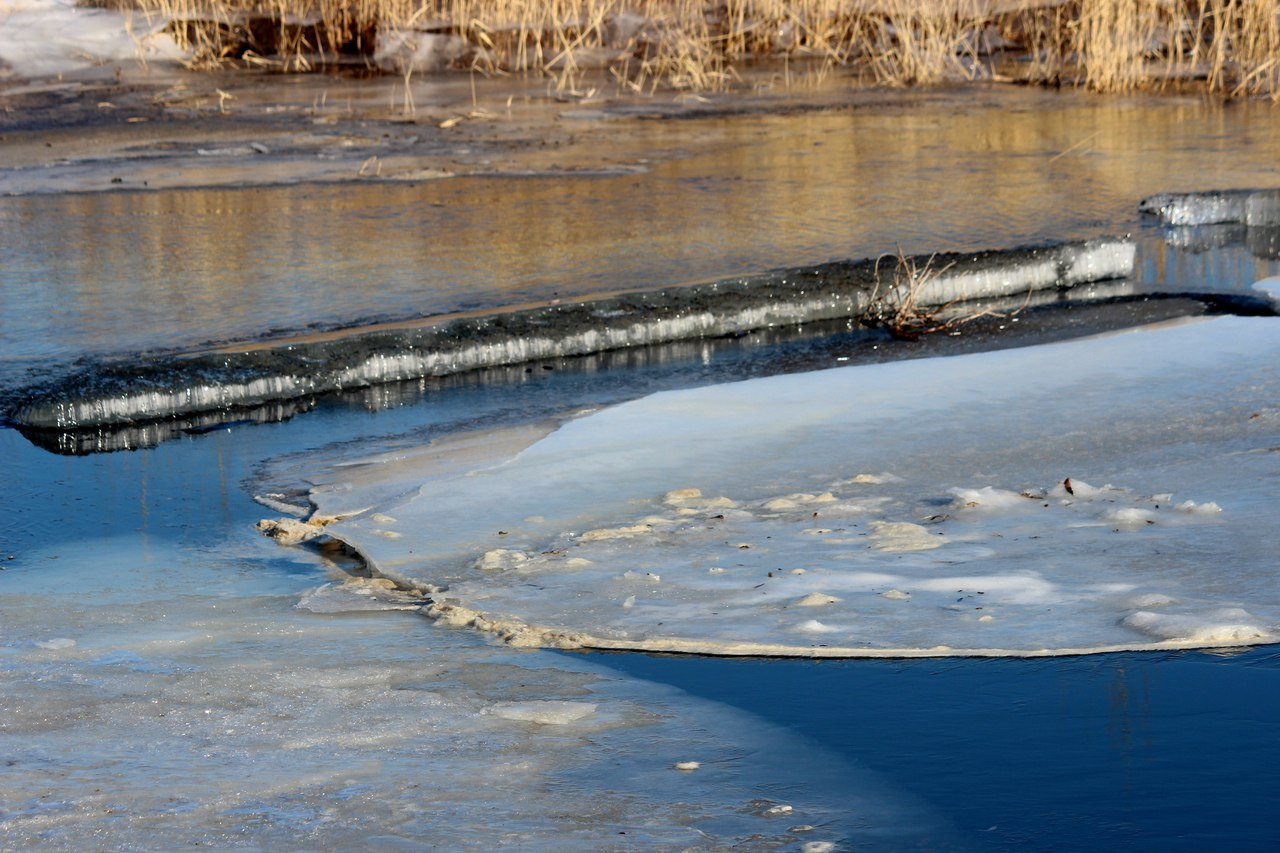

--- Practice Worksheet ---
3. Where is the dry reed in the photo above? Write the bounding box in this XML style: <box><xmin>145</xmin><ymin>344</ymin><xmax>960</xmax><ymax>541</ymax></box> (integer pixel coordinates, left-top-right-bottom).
<box><xmin>867</xmin><ymin>246</ymin><xmax>1029</xmax><ymax>340</ymax></box>
<box><xmin>87</xmin><ymin>0</ymin><xmax>1280</xmax><ymax>99</ymax></box>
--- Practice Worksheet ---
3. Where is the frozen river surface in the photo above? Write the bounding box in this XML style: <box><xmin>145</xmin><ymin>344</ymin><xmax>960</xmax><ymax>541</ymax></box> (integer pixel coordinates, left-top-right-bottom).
<box><xmin>302</xmin><ymin>314</ymin><xmax>1280</xmax><ymax>658</ymax></box>
<box><xmin>4</xmin><ymin>78</ymin><xmax>1280</xmax><ymax>850</ymax></box>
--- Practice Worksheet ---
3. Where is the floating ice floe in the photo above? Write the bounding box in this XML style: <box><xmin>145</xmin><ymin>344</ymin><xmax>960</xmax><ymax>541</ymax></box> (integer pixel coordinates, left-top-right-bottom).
<box><xmin>2</xmin><ymin>537</ymin><xmax>937</xmax><ymax>849</ymax></box>
<box><xmin>270</xmin><ymin>315</ymin><xmax>1280</xmax><ymax>657</ymax></box>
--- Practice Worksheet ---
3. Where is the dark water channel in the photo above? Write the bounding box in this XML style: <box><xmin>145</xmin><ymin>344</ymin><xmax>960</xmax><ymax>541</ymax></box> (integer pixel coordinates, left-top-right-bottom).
<box><xmin>599</xmin><ymin>647</ymin><xmax>1280</xmax><ymax>850</ymax></box>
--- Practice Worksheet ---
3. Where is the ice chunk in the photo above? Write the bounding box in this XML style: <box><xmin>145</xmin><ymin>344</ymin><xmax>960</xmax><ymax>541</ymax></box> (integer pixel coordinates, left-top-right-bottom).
<box><xmin>1254</xmin><ymin>275</ymin><xmax>1280</xmax><ymax>307</ymax></box>
<box><xmin>15</xmin><ymin>240</ymin><xmax>1135</xmax><ymax>430</ymax></box>
<box><xmin>581</xmin><ymin>524</ymin><xmax>660</xmax><ymax>541</ymax></box>
<box><xmin>35</xmin><ymin>637</ymin><xmax>76</xmax><ymax>650</ymax></box>
<box><xmin>763</xmin><ymin>492</ymin><xmax>838</xmax><ymax>511</ymax></box>
<box><xmin>256</xmin><ymin>517</ymin><xmax>328</xmax><ymax>546</ymax></box>
<box><xmin>1141</xmin><ymin>189</ymin><xmax>1280</xmax><ymax>227</ymax></box>
<box><xmin>951</xmin><ymin>487</ymin><xmax>1035</xmax><ymax>511</ymax></box>
<box><xmin>794</xmin><ymin>593</ymin><xmax>841</xmax><ymax>607</ymax></box>
<box><xmin>663</xmin><ymin>488</ymin><xmax>738</xmax><ymax>512</ymax></box>
<box><xmin>1104</xmin><ymin>507</ymin><xmax>1158</xmax><ymax>528</ymax></box>
<box><xmin>1120</xmin><ymin>609</ymin><xmax>1270</xmax><ymax>644</ymax></box>
<box><xmin>1129</xmin><ymin>593</ymin><xmax>1179</xmax><ymax>608</ymax></box>
<box><xmin>870</xmin><ymin>521</ymin><xmax>946</xmax><ymax>552</ymax></box>
<box><xmin>476</xmin><ymin>549</ymin><xmax>529</xmax><ymax>571</ymax></box>
<box><xmin>840</xmin><ymin>472</ymin><xmax>902</xmax><ymax>485</ymax></box>
<box><xmin>803</xmin><ymin>842</ymin><xmax>837</xmax><ymax>853</ymax></box>
<box><xmin>483</xmin><ymin>701</ymin><xmax>597</xmax><ymax>725</ymax></box>
<box><xmin>1175</xmin><ymin>500</ymin><xmax>1222</xmax><ymax>515</ymax></box>
<box><xmin>253</xmin><ymin>494</ymin><xmax>309</xmax><ymax>517</ymax></box>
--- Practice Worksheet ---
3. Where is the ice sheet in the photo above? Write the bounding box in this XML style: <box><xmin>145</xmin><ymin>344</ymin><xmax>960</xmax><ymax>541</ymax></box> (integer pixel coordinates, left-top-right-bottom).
<box><xmin>278</xmin><ymin>316</ymin><xmax>1280</xmax><ymax>657</ymax></box>
<box><xmin>0</xmin><ymin>533</ymin><xmax>950</xmax><ymax>850</ymax></box>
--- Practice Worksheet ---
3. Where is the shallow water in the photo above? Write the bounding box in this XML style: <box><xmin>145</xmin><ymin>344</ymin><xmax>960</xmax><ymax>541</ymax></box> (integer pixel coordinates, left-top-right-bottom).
<box><xmin>3</xmin><ymin>88</ymin><xmax>1280</xmax><ymax>378</ymax></box>
<box><xmin>4</xmin><ymin>83</ymin><xmax>1280</xmax><ymax>849</ymax></box>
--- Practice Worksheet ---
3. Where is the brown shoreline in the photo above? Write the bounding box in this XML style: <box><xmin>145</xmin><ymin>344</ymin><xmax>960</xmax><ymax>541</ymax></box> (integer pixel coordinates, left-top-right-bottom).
<box><xmin>0</xmin><ymin>61</ymin><xmax>1058</xmax><ymax>196</ymax></box>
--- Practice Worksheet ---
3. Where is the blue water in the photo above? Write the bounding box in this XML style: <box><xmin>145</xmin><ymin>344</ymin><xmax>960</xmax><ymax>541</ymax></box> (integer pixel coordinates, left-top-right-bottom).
<box><xmin>597</xmin><ymin>648</ymin><xmax>1280</xmax><ymax>850</ymax></box>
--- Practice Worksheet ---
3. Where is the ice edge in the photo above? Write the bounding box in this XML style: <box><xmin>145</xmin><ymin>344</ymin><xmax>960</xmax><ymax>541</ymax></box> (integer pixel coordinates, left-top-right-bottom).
<box><xmin>14</xmin><ymin>237</ymin><xmax>1134</xmax><ymax>429</ymax></box>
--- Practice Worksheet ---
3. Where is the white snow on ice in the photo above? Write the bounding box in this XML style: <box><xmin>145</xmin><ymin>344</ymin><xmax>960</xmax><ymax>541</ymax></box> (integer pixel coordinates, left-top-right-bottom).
<box><xmin>0</xmin><ymin>0</ymin><xmax>184</xmax><ymax>78</ymax></box>
<box><xmin>281</xmin><ymin>316</ymin><xmax>1280</xmax><ymax>657</ymax></box>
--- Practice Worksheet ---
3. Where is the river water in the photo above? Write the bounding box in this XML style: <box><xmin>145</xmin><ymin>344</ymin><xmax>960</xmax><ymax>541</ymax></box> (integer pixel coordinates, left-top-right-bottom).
<box><xmin>3</xmin><ymin>85</ymin><xmax>1280</xmax><ymax>849</ymax></box>
<box><xmin>3</xmin><ymin>87</ymin><xmax>1280</xmax><ymax>374</ymax></box>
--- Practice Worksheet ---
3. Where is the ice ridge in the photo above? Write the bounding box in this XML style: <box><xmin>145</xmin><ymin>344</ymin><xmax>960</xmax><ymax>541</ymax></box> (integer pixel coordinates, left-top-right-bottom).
<box><xmin>1140</xmin><ymin>188</ymin><xmax>1280</xmax><ymax>227</ymax></box>
<box><xmin>12</xmin><ymin>238</ymin><xmax>1133</xmax><ymax>429</ymax></box>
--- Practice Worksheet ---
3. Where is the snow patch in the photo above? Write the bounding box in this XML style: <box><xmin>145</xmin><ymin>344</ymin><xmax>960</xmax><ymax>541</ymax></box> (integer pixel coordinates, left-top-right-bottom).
<box><xmin>0</xmin><ymin>0</ymin><xmax>187</xmax><ymax>78</ymax></box>
<box><xmin>482</xmin><ymin>701</ymin><xmax>598</xmax><ymax>725</ymax></box>
<box><xmin>870</xmin><ymin>521</ymin><xmax>946</xmax><ymax>552</ymax></box>
<box><xmin>793</xmin><ymin>593</ymin><xmax>841</xmax><ymax>607</ymax></box>
<box><xmin>1121</xmin><ymin>609</ymin><xmax>1272</xmax><ymax>644</ymax></box>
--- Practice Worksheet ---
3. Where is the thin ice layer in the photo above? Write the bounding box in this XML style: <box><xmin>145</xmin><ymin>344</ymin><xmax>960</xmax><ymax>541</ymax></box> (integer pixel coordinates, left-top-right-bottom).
<box><xmin>295</xmin><ymin>316</ymin><xmax>1280</xmax><ymax>657</ymax></box>
<box><xmin>0</xmin><ymin>533</ymin><xmax>948</xmax><ymax>850</ymax></box>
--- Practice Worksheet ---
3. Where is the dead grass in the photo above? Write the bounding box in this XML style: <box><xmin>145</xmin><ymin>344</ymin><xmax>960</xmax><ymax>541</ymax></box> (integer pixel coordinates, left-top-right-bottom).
<box><xmin>867</xmin><ymin>247</ymin><xmax>1028</xmax><ymax>340</ymax></box>
<box><xmin>88</xmin><ymin>0</ymin><xmax>1280</xmax><ymax>99</ymax></box>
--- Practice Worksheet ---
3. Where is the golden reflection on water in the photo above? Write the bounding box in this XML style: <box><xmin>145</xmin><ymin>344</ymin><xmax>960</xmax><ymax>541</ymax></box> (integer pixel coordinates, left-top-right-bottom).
<box><xmin>3</xmin><ymin>88</ymin><xmax>1280</xmax><ymax>365</ymax></box>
